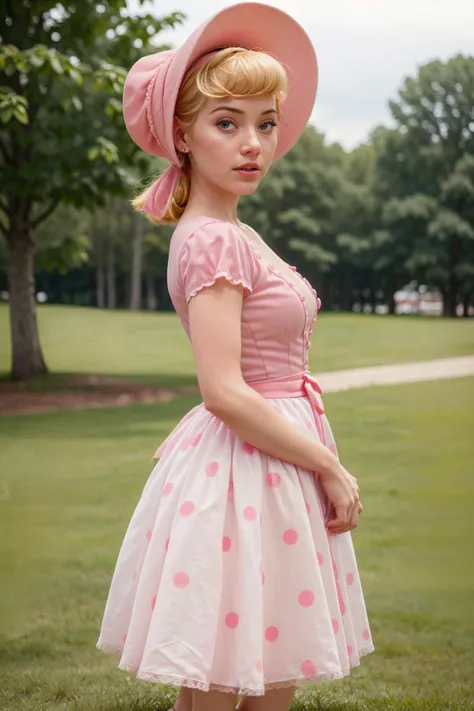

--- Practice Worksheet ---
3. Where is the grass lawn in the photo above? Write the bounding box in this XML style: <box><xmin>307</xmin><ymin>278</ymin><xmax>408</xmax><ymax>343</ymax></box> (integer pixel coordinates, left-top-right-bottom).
<box><xmin>1</xmin><ymin>304</ymin><xmax>473</xmax><ymax>390</ymax></box>
<box><xmin>1</xmin><ymin>376</ymin><xmax>473</xmax><ymax>710</ymax></box>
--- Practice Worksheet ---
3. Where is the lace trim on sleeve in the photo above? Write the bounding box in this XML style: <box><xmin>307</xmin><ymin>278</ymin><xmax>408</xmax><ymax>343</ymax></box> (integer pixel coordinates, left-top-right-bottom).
<box><xmin>185</xmin><ymin>271</ymin><xmax>253</xmax><ymax>303</ymax></box>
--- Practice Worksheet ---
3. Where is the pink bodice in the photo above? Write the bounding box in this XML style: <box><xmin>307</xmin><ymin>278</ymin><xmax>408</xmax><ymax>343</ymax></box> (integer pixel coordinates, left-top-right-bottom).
<box><xmin>166</xmin><ymin>216</ymin><xmax>322</xmax><ymax>383</ymax></box>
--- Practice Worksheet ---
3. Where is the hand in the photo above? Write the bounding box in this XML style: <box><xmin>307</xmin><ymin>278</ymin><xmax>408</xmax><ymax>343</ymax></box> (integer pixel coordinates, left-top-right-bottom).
<box><xmin>318</xmin><ymin>461</ymin><xmax>363</xmax><ymax>534</ymax></box>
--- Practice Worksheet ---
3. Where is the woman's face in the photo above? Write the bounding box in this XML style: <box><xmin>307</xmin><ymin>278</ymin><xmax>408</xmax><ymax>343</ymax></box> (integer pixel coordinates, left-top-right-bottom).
<box><xmin>177</xmin><ymin>95</ymin><xmax>279</xmax><ymax>196</ymax></box>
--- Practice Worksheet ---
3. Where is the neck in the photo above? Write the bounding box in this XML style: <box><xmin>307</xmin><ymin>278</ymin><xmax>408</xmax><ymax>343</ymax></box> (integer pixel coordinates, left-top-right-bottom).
<box><xmin>183</xmin><ymin>170</ymin><xmax>240</xmax><ymax>225</ymax></box>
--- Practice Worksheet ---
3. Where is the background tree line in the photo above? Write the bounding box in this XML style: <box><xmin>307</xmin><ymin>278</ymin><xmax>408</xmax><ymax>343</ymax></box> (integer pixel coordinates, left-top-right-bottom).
<box><xmin>1</xmin><ymin>1</ymin><xmax>473</xmax><ymax>379</ymax></box>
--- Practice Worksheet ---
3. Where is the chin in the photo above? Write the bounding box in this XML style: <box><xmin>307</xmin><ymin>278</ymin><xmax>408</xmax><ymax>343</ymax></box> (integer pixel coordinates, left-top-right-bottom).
<box><xmin>237</xmin><ymin>184</ymin><xmax>260</xmax><ymax>196</ymax></box>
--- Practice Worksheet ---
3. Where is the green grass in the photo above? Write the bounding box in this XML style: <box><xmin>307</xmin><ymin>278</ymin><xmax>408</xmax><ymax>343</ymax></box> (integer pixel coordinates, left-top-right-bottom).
<box><xmin>1</xmin><ymin>304</ymin><xmax>473</xmax><ymax>389</ymax></box>
<box><xmin>1</xmin><ymin>377</ymin><xmax>473</xmax><ymax>710</ymax></box>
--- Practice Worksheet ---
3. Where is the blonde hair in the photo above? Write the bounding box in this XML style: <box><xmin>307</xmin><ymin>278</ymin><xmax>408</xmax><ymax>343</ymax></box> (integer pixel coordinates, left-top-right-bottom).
<box><xmin>132</xmin><ymin>47</ymin><xmax>288</xmax><ymax>224</ymax></box>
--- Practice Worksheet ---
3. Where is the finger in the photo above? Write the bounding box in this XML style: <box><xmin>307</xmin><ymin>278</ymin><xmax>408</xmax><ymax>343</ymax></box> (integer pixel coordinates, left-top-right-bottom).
<box><xmin>331</xmin><ymin>498</ymin><xmax>361</xmax><ymax>534</ymax></box>
<box><xmin>348</xmin><ymin>500</ymin><xmax>360</xmax><ymax>530</ymax></box>
<box><xmin>326</xmin><ymin>504</ymin><xmax>350</xmax><ymax>534</ymax></box>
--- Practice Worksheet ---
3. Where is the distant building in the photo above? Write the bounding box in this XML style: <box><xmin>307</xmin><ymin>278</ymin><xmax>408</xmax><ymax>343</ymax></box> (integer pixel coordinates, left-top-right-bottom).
<box><xmin>394</xmin><ymin>281</ymin><xmax>442</xmax><ymax>316</ymax></box>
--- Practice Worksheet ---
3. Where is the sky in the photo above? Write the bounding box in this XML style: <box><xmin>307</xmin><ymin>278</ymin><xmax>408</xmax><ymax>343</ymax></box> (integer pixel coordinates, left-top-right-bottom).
<box><xmin>132</xmin><ymin>0</ymin><xmax>474</xmax><ymax>149</ymax></box>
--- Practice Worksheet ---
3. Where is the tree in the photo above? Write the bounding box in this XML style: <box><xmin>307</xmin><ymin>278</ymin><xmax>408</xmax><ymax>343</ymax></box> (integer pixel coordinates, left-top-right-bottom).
<box><xmin>0</xmin><ymin>1</ymin><xmax>184</xmax><ymax>379</ymax></box>
<box><xmin>374</xmin><ymin>55</ymin><xmax>474</xmax><ymax>316</ymax></box>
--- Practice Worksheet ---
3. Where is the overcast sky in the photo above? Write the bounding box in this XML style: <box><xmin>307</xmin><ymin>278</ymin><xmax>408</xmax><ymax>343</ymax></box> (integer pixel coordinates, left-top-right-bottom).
<box><xmin>135</xmin><ymin>0</ymin><xmax>473</xmax><ymax>149</ymax></box>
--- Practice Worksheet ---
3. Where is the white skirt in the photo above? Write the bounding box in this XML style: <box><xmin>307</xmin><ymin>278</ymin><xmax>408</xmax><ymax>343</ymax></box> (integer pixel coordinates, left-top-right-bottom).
<box><xmin>96</xmin><ymin>395</ymin><xmax>375</xmax><ymax>695</ymax></box>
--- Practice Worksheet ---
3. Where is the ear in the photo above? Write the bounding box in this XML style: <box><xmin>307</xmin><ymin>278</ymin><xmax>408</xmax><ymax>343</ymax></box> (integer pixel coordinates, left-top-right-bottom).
<box><xmin>173</xmin><ymin>117</ymin><xmax>188</xmax><ymax>154</ymax></box>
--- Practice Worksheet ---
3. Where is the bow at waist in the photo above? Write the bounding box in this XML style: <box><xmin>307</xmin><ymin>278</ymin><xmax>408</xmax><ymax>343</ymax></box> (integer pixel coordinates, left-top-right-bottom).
<box><xmin>246</xmin><ymin>370</ymin><xmax>325</xmax><ymax>416</ymax></box>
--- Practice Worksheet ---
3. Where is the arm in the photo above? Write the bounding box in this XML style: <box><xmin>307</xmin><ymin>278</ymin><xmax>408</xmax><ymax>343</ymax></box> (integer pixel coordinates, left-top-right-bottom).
<box><xmin>188</xmin><ymin>277</ymin><xmax>338</xmax><ymax>476</ymax></box>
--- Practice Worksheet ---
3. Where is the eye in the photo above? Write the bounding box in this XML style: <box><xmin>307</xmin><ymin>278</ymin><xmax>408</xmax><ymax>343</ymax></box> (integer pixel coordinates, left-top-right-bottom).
<box><xmin>260</xmin><ymin>120</ymin><xmax>278</xmax><ymax>131</ymax></box>
<box><xmin>217</xmin><ymin>119</ymin><xmax>235</xmax><ymax>131</ymax></box>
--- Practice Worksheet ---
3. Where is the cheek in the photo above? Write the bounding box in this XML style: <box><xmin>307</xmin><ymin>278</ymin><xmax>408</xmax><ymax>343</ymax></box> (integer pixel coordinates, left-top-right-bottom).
<box><xmin>267</xmin><ymin>131</ymin><xmax>279</xmax><ymax>155</ymax></box>
<box><xmin>259</xmin><ymin>135</ymin><xmax>278</xmax><ymax>169</ymax></box>
<box><xmin>194</xmin><ymin>129</ymin><xmax>229</xmax><ymax>166</ymax></box>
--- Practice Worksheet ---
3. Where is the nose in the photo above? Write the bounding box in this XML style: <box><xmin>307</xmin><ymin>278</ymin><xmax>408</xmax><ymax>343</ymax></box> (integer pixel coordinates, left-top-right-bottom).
<box><xmin>240</xmin><ymin>127</ymin><xmax>262</xmax><ymax>157</ymax></box>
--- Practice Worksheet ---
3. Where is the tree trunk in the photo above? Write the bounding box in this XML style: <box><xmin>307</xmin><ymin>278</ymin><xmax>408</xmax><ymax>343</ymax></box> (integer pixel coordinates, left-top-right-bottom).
<box><xmin>462</xmin><ymin>295</ymin><xmax>471</xmax><ymax>317</ymax></box>
<box><xmin>106</xmin><ymin>240</ymin><xmax>116</xmax><ymax>309</ymax></box>
<box><xmin>340</xmin><ymin>274</ymin><xmax>352</xmax><ymax>312</ymax></box>
<box><xmin>97</xmin><ymin>262</ymin><xmax>105</xmax><ymax>308</ymax></box>
<box><xmin>443</xmin><ymin>286</ymin><xmax>457</xmax><ymax>317</ymax></box>
<box><xmin>129</xmin><ymin>212</ymin><xmax>144</xmax><ymax>310</ymax></box>
<box><xmin>445</xmin><ymin>235</ymin><xmax>460</xmax><ymax>317</ymax></box>
<box><xmin>387</xmin><ymin>277</ymin><xmax>398</xmax><ymax>315</ymax></box>
<box><xmin>146</xmin><ymin>271</ymin><xmax>157</xmax><ymax>311</ymax></box>
<box><xmin>6</xmin><ymin>231</ymin><xmax>48</xmax><ymax>380</ymax></box>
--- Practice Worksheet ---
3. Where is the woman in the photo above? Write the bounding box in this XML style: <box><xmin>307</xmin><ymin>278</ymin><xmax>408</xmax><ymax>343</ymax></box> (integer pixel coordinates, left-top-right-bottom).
<box><xmin>96</xmin><ymin>4</ymin><xmax>375</xmax><ymax>711</ymax></box>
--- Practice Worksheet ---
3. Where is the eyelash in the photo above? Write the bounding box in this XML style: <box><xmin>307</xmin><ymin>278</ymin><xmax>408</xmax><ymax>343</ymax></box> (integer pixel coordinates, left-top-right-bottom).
<box><xmin>217</xmin><ymin>119</ymin><xmax>278</xmax><ymax>132</ymax></box>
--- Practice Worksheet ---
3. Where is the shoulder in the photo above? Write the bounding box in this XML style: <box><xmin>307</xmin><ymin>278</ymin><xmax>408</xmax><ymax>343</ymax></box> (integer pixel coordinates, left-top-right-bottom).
<box><xmin>174</xmin><ymin>217</ymin><xmax>249</xmax><ymax>249</ymax></box>
<box><xmin>173</xmin><ymin>218</ymin><xmax>258</xmax><ymax>301</ymax></box>
<box><xmin>175</xmin><ymin>217</ymin><xmax>255</xmax><ymax>267</ymax></box>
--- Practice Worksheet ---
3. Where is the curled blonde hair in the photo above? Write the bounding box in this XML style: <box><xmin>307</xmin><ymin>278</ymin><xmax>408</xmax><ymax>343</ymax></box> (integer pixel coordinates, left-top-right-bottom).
<box><xmin>132</xmin><ymin>47</ymin><xmax>288</xmax><ymax>224</ymax></box>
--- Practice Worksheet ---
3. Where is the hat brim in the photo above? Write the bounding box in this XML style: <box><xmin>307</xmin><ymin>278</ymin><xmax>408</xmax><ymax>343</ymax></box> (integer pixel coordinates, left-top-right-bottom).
<box><xmin>161</xmin><ymin>2</ymin><xmax>318</xmax><ymax>163</ymax></box>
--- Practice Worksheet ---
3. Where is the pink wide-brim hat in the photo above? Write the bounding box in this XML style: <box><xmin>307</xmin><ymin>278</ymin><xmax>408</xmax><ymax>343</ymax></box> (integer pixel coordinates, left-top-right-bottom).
<box><xmin>123</xmin><ymin>2</ymin><xmax>318</xmax><ymax>219</ymax></box>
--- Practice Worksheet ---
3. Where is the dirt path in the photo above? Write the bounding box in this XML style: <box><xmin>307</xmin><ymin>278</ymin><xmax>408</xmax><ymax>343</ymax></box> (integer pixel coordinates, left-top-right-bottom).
<box><xmin>316</xmin><ymin>355</ymin><xmax>474</xmax><ymax>392</ymax></box>
<box><xmin>0</xmin><ymin>356</ymin><xmax>473</xmax><ymax>415</ymax></box>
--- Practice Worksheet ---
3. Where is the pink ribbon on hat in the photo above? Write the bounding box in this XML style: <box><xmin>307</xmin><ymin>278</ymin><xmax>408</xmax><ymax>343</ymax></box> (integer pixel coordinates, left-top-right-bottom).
<box><xmin>142</xmin><ymin>164</ymin><xmax>183</xmax><ymax>219</ymax></box>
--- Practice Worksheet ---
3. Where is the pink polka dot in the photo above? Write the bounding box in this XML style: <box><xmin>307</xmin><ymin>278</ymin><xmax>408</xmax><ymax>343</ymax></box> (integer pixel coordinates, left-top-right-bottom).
<box><xmin>283</xmin><ymin>529</ymin><xmax>298</xmax><ymax>545</ymax></box>
<box><xmin>122</xmin><ymin>634</ymin><xmax>127</xmax><ymax>644</ymax></box>
<box><xmin>162</xmin><ymin>482</ymin><xmax>173</xmax><ymax>496</ymax></box>
<box><xmin>298</xmin><ymin>590</ymin><xmax>315</xmax><ymax>607</ymax></box>
<box><xmin>192</xmin><ymin>432</ymin><xmax>202</xmax><ymax>447</ymax></box>
<box><xmin>266</xmin><ymin>472</ymin><xmax>281</xmax><ymax>487</ymax></box>
<box><xmin>173</xmin><ymin>571</ymin><xmax>190</xmax><ymax>589</ymax></box>
<box><xmin>243</xmin><ymin>441</ymin><xmax>255</xmax><ymax>454</ymax></box>
<box><xmin>347</xmin><ymin>644</ymin><xmax>353</xmax><ymax>657</ymax></box>
<box><xmin>151</xmin><ymin>595</ymin><xmax>157</xmax><ymax>610</ymax></box>
<box><xmin>146</xmin><ymin>529</ymin><xmax>152</xmax><ymax>542</ymax></box>
<box><xmin>165</xmin><ymin>538</ymin><xmax>169</xmax><ymax>552</ymax></box>
<box><xmin>265</xmin><ymin>626</ymin><xmax>279</xmax><ymax>642</ymax></box>
<box><xmin>301</xmin><ymin>659</ymin><xmax>317</xmax><ymax>677</ymax></box>
<box><xmin>340</xmin><ymin>599</ymin><xmax>346</xmax><ymax>616</ymax></box>
<box><xmin>228</xmin><ymin>480</ymin><xmax>234</xmax><ymax>498</ymax></box>
<box><xmin>332</xmin><ymin>618</ymin><xmax>339</xmax><ymax>634</ymax></box>
<box><xmin>317</xmin><ymin>551</ymin><xmax>324</xmax><ymax>565</ymax></box>
<box><xmin>362</xmin><ymin>628</ymin><xmax>371</xmax><ymax>640</ymax></box>
<box><xmin>243</xmin><ymin>505</ymin><xmax>257</xmax><ymax>521</ymax></box>
<box><xmin>180</xmin><ymin>500</ymin><xmax>195</xmax><ymax>517</ymax></box>
<box><xmin>255</xmin><ymin>659</ymin><xmax>263</xmax><ymax>673</ymax></box>
<box><xmin>222</xmin><ymin>536</ymin><xmax>231</xmax><ymax>552</ymax></box>
<box><xmin>346</xmin><ymin>572</ymin><xmax>354</xmax><ymax>585</ymax></box>
<box><xmin>206</xmin><ymin>461</ymin><xmax>219</xmax><ymax>477</ymax></box>
<box><xmin>225</xmin><ymin>612</ymin><xmax>239</xmax><ymax>629</ymax></box>
<box><xmin>181</xmin><ymin>438</ymin><xmax>191</xmax><ymax>451</ymax></box>
<box><xmin>305</xmin><ymin>501</ymin><xmax>311</xmax><ymax>514</ymax></box>
<box><xmin>132</xmin><ymin>570</ymin><xmax>138</xmax><ymax>582</ymax></box>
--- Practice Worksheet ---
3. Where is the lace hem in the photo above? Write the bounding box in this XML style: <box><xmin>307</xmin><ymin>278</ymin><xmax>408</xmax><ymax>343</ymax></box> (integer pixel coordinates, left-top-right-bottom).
<box><xmin>186</xmin><ymin>272</ymin><xmax>253</xmax><ymax>303</ymax></box>
<box><xmin>96</xmin><ymin>640</ymin><xmax>375</xmax><ymax>696</ymax></box>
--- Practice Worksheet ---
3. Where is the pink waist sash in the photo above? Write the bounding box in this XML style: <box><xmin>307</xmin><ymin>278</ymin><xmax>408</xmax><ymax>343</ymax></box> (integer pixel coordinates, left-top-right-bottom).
<box><xmin>152</xmin><ymin>370</ymin><xmax>325</xmax><ymax>460</ymax></box>
<box><xmin>246</xmin><ymin>370</ymin><xmax>326</xmax><ymax>443</ymax></box>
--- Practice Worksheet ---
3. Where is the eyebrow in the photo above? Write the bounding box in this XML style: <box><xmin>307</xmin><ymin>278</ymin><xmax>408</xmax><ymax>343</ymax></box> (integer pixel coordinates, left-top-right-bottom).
<box><xmin>209</xmin><ymin>105</ymin><xmax>278</xmax><ymax>116</ymax></box>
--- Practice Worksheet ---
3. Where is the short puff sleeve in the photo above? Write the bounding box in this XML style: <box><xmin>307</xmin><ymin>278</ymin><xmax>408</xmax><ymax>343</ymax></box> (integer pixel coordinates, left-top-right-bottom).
<box><xmin>179</xmin><ymin>222</ymin><xmax>255</xmax><ymax>303</ymax></box>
